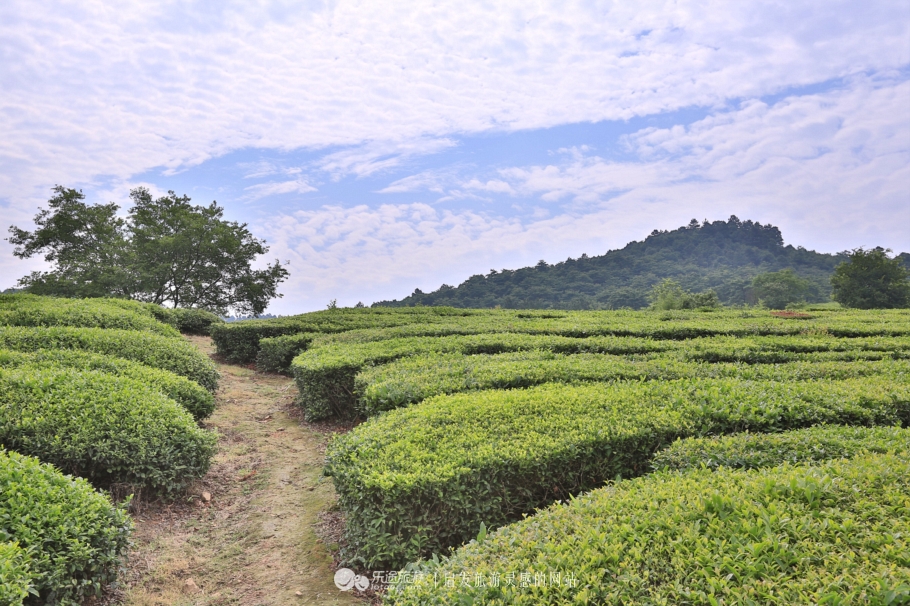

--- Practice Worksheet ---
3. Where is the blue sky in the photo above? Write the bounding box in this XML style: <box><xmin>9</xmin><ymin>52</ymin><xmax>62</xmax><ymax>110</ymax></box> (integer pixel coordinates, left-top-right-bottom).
<box><xmin>1</xmin><ymin>1</ymin><xmax>908</xmax><ymax>313</ymax></box>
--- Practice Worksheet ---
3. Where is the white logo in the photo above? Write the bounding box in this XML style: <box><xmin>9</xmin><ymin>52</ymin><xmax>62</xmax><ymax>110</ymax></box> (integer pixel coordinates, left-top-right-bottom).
<box><xmin>334</xmin><ymin>568</ymin><xmax>370</xmax><ymax>591</ymax></box>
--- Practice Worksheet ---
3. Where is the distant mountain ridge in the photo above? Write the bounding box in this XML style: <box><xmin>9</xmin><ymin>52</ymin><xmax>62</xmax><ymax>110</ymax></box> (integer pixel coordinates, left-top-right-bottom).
<box><xmin>374</xmin><ymin>216</ymin><xmax>909</xmax><ymax>310</ymax></box>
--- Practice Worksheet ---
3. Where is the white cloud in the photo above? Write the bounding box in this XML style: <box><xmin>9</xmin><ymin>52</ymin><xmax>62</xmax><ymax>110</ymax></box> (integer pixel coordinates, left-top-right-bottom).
<box><xmin>1</xmin><ymin>0</ymin><xmax>907</xmax><ymax>207</ymax></box>
<box><xmin>315</xmin><ymin>138</ymin><xmax>457</xmax><ymax>180</ymax></box>
<box><xmin>463</xmin><ymin>179</ymin><xmax>515</xmax><ymax>194</ymax></box>
<box><xmin>243</xmin><ymin>179</ymin><xmax>317</xmax><ymax>200</ymax></box>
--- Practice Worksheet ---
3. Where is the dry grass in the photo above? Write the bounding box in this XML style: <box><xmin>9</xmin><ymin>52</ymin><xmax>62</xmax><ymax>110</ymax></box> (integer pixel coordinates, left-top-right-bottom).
<box><xmin>107</xmin><ymin>336</ymin><xmax>364</xmax><ymax>606</ymax></box>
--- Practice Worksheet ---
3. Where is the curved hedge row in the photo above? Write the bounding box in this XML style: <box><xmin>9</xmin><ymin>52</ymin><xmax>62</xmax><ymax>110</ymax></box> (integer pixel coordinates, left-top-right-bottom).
<box><xmin>145</xmin><ymin>306</ymin><xmax>224</xmax><ymax>336</ymax></box>
<box><xmin>248</xmin><ymin>308</ymin><xmax>910</xmax><ymax>374</ymax></box>
<box><xmin>0</xmin><ymin>326</ymin><xmax>219</xmax><ymax>391</ymax></box>
<box><xmin>386</xmin><ymin>453</ymin><xmax>910</xmax><ymax>605</ymax></box>
<box><xmin>0</xmin><ymin>349</ymin><xmax>215</xmax><ymax>420</ymax></box>
<box><xmin>357</xmin><ymin>353</ymin><xmax>910</xmax><ymax>415</ymax></box>
<box><xmin>1</xmin><ymin>450</ymin><xmax>131</xmax><ymax>606</ymax></box>
<box><xmin>211</xmin><ymin>307</ymin><xmax>476</xmax><ymax>363</ymax></box>
<box><xmin>296</xmin><ymin>333</ymin><xmax>910</xmax><ymax>420</ymax></box>
<box><xmin>325</xmin><ymin>377</ymin><xmax>910</xmax><ymax>568</ymax></box>
<box><xmin>257</xmin><ymin>332</ymin><xmax>319</xmax><ymax>373</ymax></box>
<box><xmin>0</xmin><ymin>294</ymin><xmax>179</xmax><ymax>337</ymax></box>
<box><xmin>653</xmin><ymin>424</ymin><xmax>910</xmax><ymax>471</ymax></box>
<box><xmin>0</xmin><ymin>366</ymin><xmax>217</xmax><ymax>492</ymax></box>
<box><xmin>0</xmin><ymin>542</ymin><xmax>31</xmax><ymax>606</ymax></box>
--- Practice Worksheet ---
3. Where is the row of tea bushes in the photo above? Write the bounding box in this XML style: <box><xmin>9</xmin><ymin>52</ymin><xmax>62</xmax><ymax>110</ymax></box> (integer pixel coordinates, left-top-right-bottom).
<box><xmin>227</xmin><ymin>307</ymin><xmax>910</xmax><ymax>371</ymax></box>
<box><xmin>315</xmin><ymin>308</ymin><xmax>910</xmax><ymax>346</ymax></box>
<box><xmin>252</xmin><ymin>308</ymin><xmax>910</xmax><ymax>374</ymax></box>
<box><xmin>210</xmin><ymin>306</ymin><xmax>480</xmax><ymax>363</ymax></box>
<box><xmin>0</xmin><ymin>294</ymin><xmax>180</xmax><ymax>337</ymax></box>
<box><xmin>386</xmin><ymin>452</ymin><xmax>910</xmax><ymax>605</ymax></box>
<box><xmin>325</xmin><ymin>377</ymin><xmax>910</xmax><ymax>568</ymax></box>
<box><xmin>356</xmin><ymin>353</ymin><xmax>910</xmax><ymax>415</ymax></box>
<box><xmin>136</xmin><ymin>303</ymin><xmax>225</xmax><ymax>336</ymax></box>
<box><xmin>295</xmin><ymin>333</ymin><xmax>910</xmax><ymax>420</ymax></box>
<box><xmin>0</xmin><ymin>296</ymin><xmax>221</xmax><ymax>601</ymax></box>
<box><xmin>256</xmin><ymin>332</ymin><xmax>320</xmax><ymax>373</ymax></box>
<box><xmin>652</xmin><ymin>424</ymin><xmax>910</xmax><ymax>471</ymax></box>
<box><xmin>0</xmin><ymin>349</ymin><xmax>215</xmax><ymax>420</ymax></box>
<box><xmin>0</xmin><ymin>449</ymin><xmax>131</xmax><ymax>606</ymax></box>
<box><xmin>0</xmin><ymin>325</ymin><xmax>220</xmax><ymax>391</ymax></box>
<box><xmin>0</xmin><ymin>366</ymin><xmax>217</xmax><ymax>493</ymax></box>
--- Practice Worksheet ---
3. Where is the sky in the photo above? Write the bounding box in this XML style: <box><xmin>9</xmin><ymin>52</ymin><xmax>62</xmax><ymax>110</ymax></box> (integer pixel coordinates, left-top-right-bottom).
<box><xmin>1</xmin><ymin>1</ymin><xmax>908</xmax><ymax>313</ymax></box>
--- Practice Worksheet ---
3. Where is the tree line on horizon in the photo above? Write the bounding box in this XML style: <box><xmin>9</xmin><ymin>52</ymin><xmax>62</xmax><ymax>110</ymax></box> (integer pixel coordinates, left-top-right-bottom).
<box><xmin>374</xmin><ymin>216</ymin><xmax>910</xmax><ymax>310</ymax></box>
<box><xmin>5</xmin><ymin>194</ymin><xmax>909</xmax><ymax>312</ymax></box>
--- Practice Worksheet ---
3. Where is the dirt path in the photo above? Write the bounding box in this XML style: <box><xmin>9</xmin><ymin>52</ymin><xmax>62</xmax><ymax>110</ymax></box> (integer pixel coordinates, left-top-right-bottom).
<box><xmin>115</xmin><ymin>336</ymin><xmax>362</xmax><ymax>606</ymax></box>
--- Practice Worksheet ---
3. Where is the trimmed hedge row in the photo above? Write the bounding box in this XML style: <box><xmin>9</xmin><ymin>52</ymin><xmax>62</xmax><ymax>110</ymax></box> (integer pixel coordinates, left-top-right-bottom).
<box><xmin>325</xmin><ymin>377</ymin><xmax>910</xmax><ymax>568</ymax></box>
<box><xmin>251</xmin><ymin>308</ymin><xmax>910</xmax><ymax>374</ymax></box>
<box><xmin>223</xmin><ymin>308</ymin><xmax>910</xmax><ymax>367</ymax></box>
<box><xmin>256</xmin><ymin>333</ymin><xmax>319</xmax><ymax>373</ymax></box>
<box><xmin>357</xmin><ymin>353</ymin><xmax>910</xmax><ymax>415</ymax></box>
<box><xmin>0</xmin><ymin>349</ymin><xmax>215</xmax><ymax>420</ymax></box>
<box><xmin>211</xmin><ymin>307</ymin><xmax>477</xmax><ymax>363</ymax></box>
<box><xmin>386</xmin><ymin>453</ymin><xmax>910</xmax><ymax>605</ymax></box>
<box><xmin>318</xmin><ymin>308</ymin><xmax>910</xmax><ymax>345</ymax></box>
<box><xmin>0</xmin><ymin>366</ymin><xmax>217</xmax><ymax>493</ymax></box>
<box><xmin>145</xmin><ymin>306</ymin><xmax>224</xmax><ymax>336</ymax></box>
<box><xmin>0</xmin><ymin>326</ymin><xmax>219</xmax><ymax>391</ymax></box>
<box><xmin>653</xmin><ymin>424</ymin><xmax>910</xmax><ymax>471</ymax></box>
<box><xmin>296</xmin><ymin>333</ymin><xmax>910</xmax><ymax>420</ymax></box>
<box><xmin>0</xmin><ymin>542</ymin><xmax>31</xmax><ymax>606</ymax></box>
<box><xmin>0</xmin><ymin>294</ymin><xmax>180</xmax><ymax>337</ymax></box>
<box><xmin>1</xmin><ymin>450</ymin><xmax>131</xmax><ymax>606</ymax></box>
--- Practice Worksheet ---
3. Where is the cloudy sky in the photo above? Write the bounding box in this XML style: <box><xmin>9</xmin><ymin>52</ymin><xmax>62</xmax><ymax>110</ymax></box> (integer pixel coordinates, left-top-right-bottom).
<box><xmin>2</xmin><ymin>1</ymin><xmax>908</xmax><ymax>312</ymax></box>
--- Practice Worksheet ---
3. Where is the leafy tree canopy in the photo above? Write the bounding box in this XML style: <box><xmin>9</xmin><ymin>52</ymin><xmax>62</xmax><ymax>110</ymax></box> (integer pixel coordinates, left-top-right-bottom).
<box><xmin>751</xmin><ymin>268</ymin><xmax>812</xmax><ymax>309</ymax></box>
<box><xmin>648</xmin><ymin>278</ymin><xmax>720</xmax><ymax>310</ymax></box>
<box><xmin>831</xmin><ymin>247</ymin><xmax>910</xmax><ymax>309</ymax></box>
<box><xmin>7</xmin><ymin>186</ymin><xmax>289</xmax><ymax>315</ymax></box>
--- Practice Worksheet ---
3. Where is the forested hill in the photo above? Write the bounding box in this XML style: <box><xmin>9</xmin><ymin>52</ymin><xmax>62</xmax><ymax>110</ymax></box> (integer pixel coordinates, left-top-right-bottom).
<box><xmin>374</xmin><ymin>216</ymin><xmax>882</xmax><ymax>310</ymax></box>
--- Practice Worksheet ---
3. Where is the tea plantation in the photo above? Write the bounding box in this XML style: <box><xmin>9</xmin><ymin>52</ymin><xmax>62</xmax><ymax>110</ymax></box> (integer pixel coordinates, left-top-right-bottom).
<box><xmin>0</xmin><ymin>294</ymin><xmax>219</xmax><ymax>604</ymax></box>
<box><xmin>3</xmin><ymin>298</ymin><xmax>908</xmax><ymax>603</ymax></box>
<box><xmin>218</xmin><ymin>305</ymin><xmax>909</xmax><ymax>604</ymax></box>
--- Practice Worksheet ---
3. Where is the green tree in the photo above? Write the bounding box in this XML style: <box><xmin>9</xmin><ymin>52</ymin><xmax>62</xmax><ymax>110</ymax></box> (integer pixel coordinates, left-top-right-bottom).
<box><xmin>648</xmin><ymin>278</ymin><xmax>720</xmax><ymax>310</ymax></box>
<box><xmin>7</xmin><ymin>186</ymin><xmax>131</xmax><ymax>298</ymax></box>
<box><xmin>831</xmin><ymin>247</ymin><xmax>910</xmax><ymax>309</ymax></box>
<box><xmin>8</xmin><ymin>186</ymin><xmax>289</xmax><ymax>315</ymax></box>
<box><xmin>751</xmin><ymin>268</ymin><xmax>812</xmax><ymax>309</ymax></box>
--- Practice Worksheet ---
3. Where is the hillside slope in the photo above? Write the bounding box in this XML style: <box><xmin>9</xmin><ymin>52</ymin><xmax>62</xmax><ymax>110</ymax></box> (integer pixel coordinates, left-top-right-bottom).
<box><xmin>374</xmin><ymin>216</ymin><xmax>901</xmax><ymax>309</ymax></box>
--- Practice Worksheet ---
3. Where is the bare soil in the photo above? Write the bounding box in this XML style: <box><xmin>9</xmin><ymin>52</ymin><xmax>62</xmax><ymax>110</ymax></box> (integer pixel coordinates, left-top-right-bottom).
<box><xmin>109</xmin><ymin>336</ymin><xmax>364</xmax><ymax>606</ymax></box>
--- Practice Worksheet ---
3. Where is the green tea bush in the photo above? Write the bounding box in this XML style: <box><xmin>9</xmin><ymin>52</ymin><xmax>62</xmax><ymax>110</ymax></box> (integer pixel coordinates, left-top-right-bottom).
<box><xmin>0</xmin><ymin>450</ymin><xmax>131</xmax><ymax>605</ymax></box>
<box><xmin>357</xmin><ymin>353</ymin><xmax>910</xmax><ymax>415</ymax></box>
<box><xmin>324</xmin><ymin>308</ymin><xmax>910</xmax><ymax>345</ymax></box>
<box><xmin>325</xmin><ymin>377</ymin><xmax>910</xmax><ymax>568</ymax></box>
<box><xmin>0</xmin><ymin>366</ymin><xmax>217</xmax><ymax>492</ymax></box>
<box><xmin>296</xmin><ymin>334</ymin><xmax>677</xmax><ymax>420</ymax></box>
<box><xmin>0</xmin><ymin>542</ymin><xmax>31</xmax><ymax>606</ymax></box>
<box><xmin>297</xmin><ymin>333</ymin><xmax>910</xmax><ymax>420</ymax></box>
<box><xmin>653</xmin><ymin>425</ymin><xmax>910</xmax><ymax>471</ymax></box>
<box><xmin>256</xmin><ymin>333</ymin><xmax>319</xmax><ymax>373</ymax></box>
<box><xmin>147</xmin><ymin>306</ymin><xmax>224</xmax><ymax>335</ymax></box>
<box><xmin>210</xmin><ymin>306</ymin><xmax>478</xmax><ymax>363</ymax></box>
<box><xmin>0</xmin><ymin>349</ymin><xmax>215</xmax><ymax>420</ymax></box>
<box><xmin>0</xmin><ymin>326</ymin><xmax>219</xmax><ymax>391</ymax></box>
<box><xmin>0</xmin><ymin>294</ymin><xmax>179</xmax><ymax>337</ymax></box>
<box><xmin>387</xmin><ymin>453</ymin><xmax>910</xmax><ymax>605</ymax></box>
